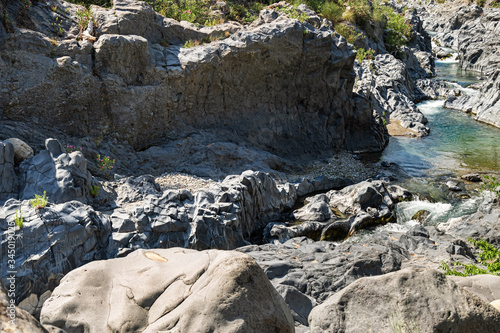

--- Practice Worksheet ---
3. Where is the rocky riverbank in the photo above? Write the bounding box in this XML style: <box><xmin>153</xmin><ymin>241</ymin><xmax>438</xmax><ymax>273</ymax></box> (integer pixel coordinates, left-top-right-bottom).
<box><xmin>1</xmin><ymin>0</ymin><xmax>500</xmax><ymax>332</ymax></box>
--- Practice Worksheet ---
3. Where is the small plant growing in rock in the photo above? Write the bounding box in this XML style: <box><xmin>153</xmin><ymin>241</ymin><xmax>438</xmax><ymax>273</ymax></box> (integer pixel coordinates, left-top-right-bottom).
<box><xmin>52</xmin><ymin>16</ymin><xmax>64</xmax><ymax>36</ymax></box>
<box><xmin>14</xmin><ymin>204</ymin><xmax>23</xmax><ymax>229</ymax></box>
<box><xmin>90</xmin><ymin>184</ymin><xmax>100</xmax><ymax>197</ymax></box>
<box><xmin>183</xmin><ymin>39</ymin><xmax>200</xmax><ymax>48</ymax></box>
<box><xmin>356</xmin><ymin>47</ymin><xmax>375</xmax><ymax>62</ymax></box>
<box><xmin>439</xmin><ymin>238</ymin><xmax>500</xmax><ymax>276</ymax></box>
<box><xmin>30</xmin><ymin>191</ymin><xmax>49</xmax><ymax>209</ymax></box>
<box><xmin>276</xmin><ymin>5</ymin><xmax>309</xmax><ymax>23</ymax></box>
<box><xmin>65</xmin><ymin>144</ymin><xmax>83</xmax><ymax>154</ymax></box>
<box><xmin>76</xmin><ymin>6</ymin><xmax>94</xmax><ymax>32</ymax></box>
<box><xmin>96</xmin><ymin>154</ymin><xmax>115</xmax><ymax>173</ymax></box>
<box><xmin>482</xmin><ymin>175</ymin><xmax>500</xmax><ymax>196</ymax></box>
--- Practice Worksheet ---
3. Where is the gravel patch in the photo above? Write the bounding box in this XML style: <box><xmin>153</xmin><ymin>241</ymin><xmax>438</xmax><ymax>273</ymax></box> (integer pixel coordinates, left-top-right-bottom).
<box><xmin>155</xmin><ymin>173</ymin><xmax>221</xmax><ymax>193</ymax></box>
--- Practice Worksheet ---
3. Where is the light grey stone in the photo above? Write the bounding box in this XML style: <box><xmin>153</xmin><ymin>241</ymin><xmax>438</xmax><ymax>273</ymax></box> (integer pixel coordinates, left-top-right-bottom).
<box><xmin>40</xmin><ymin>248</ymin><xmax>294</xmax><ymax>333</ymax></box>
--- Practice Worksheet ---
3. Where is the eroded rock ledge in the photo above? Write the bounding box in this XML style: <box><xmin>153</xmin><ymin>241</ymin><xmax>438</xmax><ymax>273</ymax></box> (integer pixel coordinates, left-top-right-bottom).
<box><xmin>0</xmin><ymin>0</ymin><xmax>387</xmax><ymax>157</ymax></box>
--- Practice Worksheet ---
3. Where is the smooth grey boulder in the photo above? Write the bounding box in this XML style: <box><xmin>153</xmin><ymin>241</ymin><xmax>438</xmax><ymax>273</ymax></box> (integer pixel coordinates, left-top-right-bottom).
<box><xmin>308</xmin><ymin>268</ymin><xmax>500</xmax><ymax>333</ymax></box>
<box><xmin>0</xmin><ymin>140</ymin><xmax>18</xmax><ymax>201</ymax></box>
<box><xmin>449</xmin><ymin>274</ymin><xmax>500</xmax><ymax>303</ymax></box>
<box><xmin>0</xmin><ymin>281</ymin><xmax>47</xmax><ymax>333</ymax></box>
<box><xmin>19</xmin><ymin>138</ymin><xmax>92</xmax><ymax>204</ymax></box>
<box><xmin>40</xmin><ymin>248</ymin><xmax>294</xmax><ymax>333</ymax></box>
<box><xmin>5</xmin><ymin>137</ymin><xmax>34</xmax><ymax>165</ymax></box>
<box><xmin>238</xmin><ymin>236</ymin><xmax>409</xmax><ymax>324</ymax></box>
<box><xmin>293</xmin><ymin>194</ymin><xmax>332</xmax><ymax>222</ymax></box>
<box><xmin>0</xmin><ymin>199</ymin><xmax>111</xmax><ymax>302</ymax></box>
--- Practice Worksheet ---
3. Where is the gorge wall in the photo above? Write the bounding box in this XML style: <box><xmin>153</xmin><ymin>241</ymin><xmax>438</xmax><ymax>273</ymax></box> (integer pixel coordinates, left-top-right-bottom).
<box><xmin>0</xmin><ymin>0</ymin><xmax>388</xmax><ymax>157</ymax></box>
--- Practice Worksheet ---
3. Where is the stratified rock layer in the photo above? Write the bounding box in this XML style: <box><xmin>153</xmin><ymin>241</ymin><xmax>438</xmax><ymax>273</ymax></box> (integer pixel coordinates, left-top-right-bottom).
<box><xmin>0</xmin><ymin>0</ymin><xmax>387</xmax><ymax>157</ymax></box>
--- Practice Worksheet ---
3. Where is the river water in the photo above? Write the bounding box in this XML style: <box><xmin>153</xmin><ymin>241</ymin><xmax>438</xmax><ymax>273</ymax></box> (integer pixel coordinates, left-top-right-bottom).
<box><xmin>355</xmin><ymin>57</ymin><xmax>500</xmax><ymax>235</ymax></box>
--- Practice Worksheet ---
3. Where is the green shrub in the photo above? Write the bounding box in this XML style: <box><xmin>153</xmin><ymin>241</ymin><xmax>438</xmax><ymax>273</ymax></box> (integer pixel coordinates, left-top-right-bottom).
<box><xmin>90</xmin><ymin>185</ymin><xmax>100</xmax><ymax>197</ymax></box>
<box><xmin>439</xmin><ymin>239</ymin><xmax>500</xmax><ymax>276</ymax></box>
<box><xmin>436</xmin><ymin>0</ymin><xmax>446</xmax><ymax>3</ymax></box>
<box><xmin>384</xmin><ymin>9</ymin><xmax>412</xmax><ymax>54</ymax></box>
<box><xmin>96</xmin><ymin>154</ymin><xmax>115</xmax><ymax>174</ymax></box>
<box><xmin>30</xmin><ymin>191</ymin><xmax>49</xmax><ymax>209</ymax></box>
<box><xmin>321</xmin><ymin>2</ymin><xmax>344</xmax><ymax>24</ymax></box>
<box><xmin>356</xmin><ymin>47</ymin><xmax>375</xmax><ymax>62</ymax></box>
<box><xmin>335</xmin><ymin>23</ymin><xmax>364</xmax><ymax>44</ymax></box>
<box><xmin>345</xmin><ymin>0</ymin><xmax>371</xmax><ymax>26</ymax></box>
<box><xmin>482</xmin><ymin>175</ymin><xmax>500</xmax><ymax>196</ymax></box>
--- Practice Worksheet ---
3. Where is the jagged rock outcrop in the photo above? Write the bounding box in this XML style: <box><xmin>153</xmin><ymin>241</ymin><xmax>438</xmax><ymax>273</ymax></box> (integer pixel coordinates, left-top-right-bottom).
<box><xmin>422</xmin><ymin>3</ymin><xmax>500</xmax><ymax>75</ymax></box>
<box><xmin>308</xmin><ymin>267</ymin><xmax>500</xmax><ymax>333</ymax></box>
<box><xmin>19</xmin><ymin>138</ymin><xmax>93</xmax><ymax>204</ymax></box>
<box><xmin>0</xmin><ymin>199</ymin><xmax>111</xmax><ymax>302</ymax></box>
<box><xmin>41</xmin><ymin>248</ymin><xmax>294</xmax><ymax>333</ymax></box>
<box><xmin>0</xmin><ymin>140</ymin><xmax>18</xmax><ymax>202</ymax></box>
<box><xmin>444</xmin><ymin>69</ymin><xmax>500</xmax><ymax>128</ymax></box>
<box><xmin>355</xmin><ymin>54</ymin><xmax>430</xmax><ymax>136</ymax></box>
<box><xmin>0</xmin><ymin>0</ymin><xmax>387</xmax><ymax>158</ymax></box>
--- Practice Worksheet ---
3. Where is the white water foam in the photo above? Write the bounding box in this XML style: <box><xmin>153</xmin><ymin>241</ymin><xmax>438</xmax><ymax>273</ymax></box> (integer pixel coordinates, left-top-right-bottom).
<box><xmin>417</xmin><ymin>100</ymin><xmax>445</xmax><ymax>115</ymax></box>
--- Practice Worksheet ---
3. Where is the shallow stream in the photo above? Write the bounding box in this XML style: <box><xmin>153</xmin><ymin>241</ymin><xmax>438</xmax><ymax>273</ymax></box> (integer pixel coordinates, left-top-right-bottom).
<box><xmin>364</xmin><ymin>57</ymin><xmax>500</xmax><ymax>233</ymax></box>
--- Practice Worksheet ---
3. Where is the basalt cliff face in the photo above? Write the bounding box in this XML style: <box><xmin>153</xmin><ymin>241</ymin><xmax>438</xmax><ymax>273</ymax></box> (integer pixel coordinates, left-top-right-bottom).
<box><xmin>0</xmin><ymin>0</ymin><xmax>387</xmax><ymax>157</ymax></box>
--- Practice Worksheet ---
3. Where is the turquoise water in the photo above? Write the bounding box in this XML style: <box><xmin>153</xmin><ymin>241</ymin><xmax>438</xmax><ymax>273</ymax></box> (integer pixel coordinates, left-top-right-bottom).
<box><xmin>380</xmin><ymin>61</ymin><xmax>500</xmax><ymax>176</ymax></box>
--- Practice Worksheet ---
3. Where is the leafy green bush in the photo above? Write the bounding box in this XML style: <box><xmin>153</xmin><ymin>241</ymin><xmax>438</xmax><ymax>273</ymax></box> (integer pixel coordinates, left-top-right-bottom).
<box><xmin>90</xmin><ymin>185</ymin><xmax>101</xmax><ymax>197</ymax></box>
<box><xmin>384</xmin><ymin>9</ymin><xmax>412</xmax><ymax>54</ymax></box>
<box><xmin>321</xmin><ymin>1</ymin><xmax>344</xmax><ymax>24</ymax></box>
<box><xmin>356</xmin><ymin>47</ymin><xmax>375</xmax><ymax>62</ymax></box>
<box><xmin>335</xmin><ymin>23</ymin><xmax>364</xmax><ymax>44</ymax></box>
<box><xmin>144</xmin><ymin>0</ymin><xmax>211</xmax><ymax>24</ymax></box>
<box><xmin>482</xmin><ymin>175</ymin><xmax>500</xmax><ymax>196</ymax></box>
<box><xmin>439</xmin><ymin>239</ymin><xmax>500</xmax><ymax>276</ymax></box>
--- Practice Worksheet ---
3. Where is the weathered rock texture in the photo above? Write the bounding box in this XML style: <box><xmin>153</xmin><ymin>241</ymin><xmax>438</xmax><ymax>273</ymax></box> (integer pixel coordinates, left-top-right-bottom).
<box><xmin>355</xmin><ymin>54</ymin><xmax>430</xmax><ymax>136</ymax></box>
<box><xmin>0</xmin><ymin>281</ymin><xmax>47</xmax><ymax>333</ymax></box>
<box><xmin>0</xmin><ymin>199</ymin><xmax>110</xmax><ymax>302</ymax></box>
<box><xmin>430</xmin><ymin>6</ymin><xmax>500</xmax><ymax>74</ymax></box>
<box><xmin>40</xmin><ymin>248</ymin><xmax>294</xmax><ymax>333</ymax></box>
<box><xmin>0</xmin><ymin>0</ymin><xmax>387</xmax><ymax>157</ymax></box>
<box><xmin>308</xmin><ymin>268</ymin><xmax>500</xmax><ymax>333</ymax></box>
<box><xmin>444</xmin><ymin>69</ymin><xmax>500</xmax><ymax>128</ymax></box>
<box><xmin>19</xmin><ymin>138</ymin><xmax>93</xmax><ymax>204</ymax></box>
<box><xmin>0</xmin><ymin>140</ymin><xmax>18</xmax><ymax>201</ymax></box>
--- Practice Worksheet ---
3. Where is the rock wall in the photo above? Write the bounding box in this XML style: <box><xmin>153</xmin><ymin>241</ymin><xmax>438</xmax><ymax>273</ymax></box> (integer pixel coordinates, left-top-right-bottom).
<box><xmin>444</xmin><ymin>69</ymin><xmax>500</xmax><ymax>128</ymax></box>
<box><xmin>0</xmin><ymin>0</ymin><xmax>387</xmax><ymax>158</ymax></box>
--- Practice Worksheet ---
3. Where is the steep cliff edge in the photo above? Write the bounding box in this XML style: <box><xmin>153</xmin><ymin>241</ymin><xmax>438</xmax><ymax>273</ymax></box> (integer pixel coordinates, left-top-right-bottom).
<box><xmin>0</xmin><ymin>0</ymin><xmax>387</xmax><ymax>159</ymax></box>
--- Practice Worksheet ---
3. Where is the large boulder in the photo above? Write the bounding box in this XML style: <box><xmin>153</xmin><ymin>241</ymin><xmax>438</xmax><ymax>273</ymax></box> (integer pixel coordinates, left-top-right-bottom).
<box><xmin>5</xmin><ymin>137</ymin><xmax>34</xmax><ymax>165</ymax></box>
<box><xmin>40</xmin><ymin>248</ymin><xmax>294</xmax><ymax>333</ymax></box>
<box><xmin>308</xmin><ymin>268</ymin><xmax>500</xmax><ymax>333</ymax></box>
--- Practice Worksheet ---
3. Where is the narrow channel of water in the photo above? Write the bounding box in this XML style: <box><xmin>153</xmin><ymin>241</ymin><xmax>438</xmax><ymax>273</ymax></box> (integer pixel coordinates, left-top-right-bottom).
<box><xmin>362</xmin><ymin>58</ymin><xmax>500</xmax><ymax>232</ymax></box>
